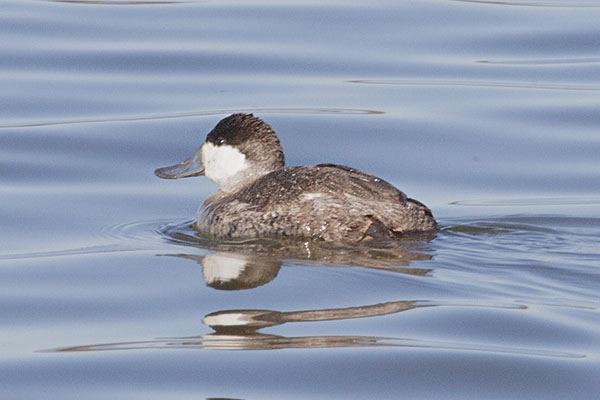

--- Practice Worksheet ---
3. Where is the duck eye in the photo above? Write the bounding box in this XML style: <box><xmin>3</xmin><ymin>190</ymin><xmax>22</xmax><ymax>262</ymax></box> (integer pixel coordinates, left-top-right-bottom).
<box><xmin>216</xmin><ymin>137</ymin><xmax>225</xmax><ymax>145</ymax></box>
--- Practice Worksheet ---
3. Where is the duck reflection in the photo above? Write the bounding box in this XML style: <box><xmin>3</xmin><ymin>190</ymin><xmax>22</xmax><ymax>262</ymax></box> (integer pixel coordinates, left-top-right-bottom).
<box><xmin>49</xmin><ymin>226</ymin><xmax>436</xmax><ymax>352</ymax></box>
<box><xmin>51</xmin><ymin>300</ymin><xmax>429</xmax><ymax>352</ymax></box>
<box><xmin>164</xmin><ymin>226</ymin><xmax>434</xmax><ymax>290</ymax></box>
<box><xmin>174</xmin><ymin>250</ymin><xmax>431</xmax><ymax>290</ymax></box>
<box><xmin>203</xmin><ymin>300</ymin><xmax>423</xmax><ymax>335</ymax></box>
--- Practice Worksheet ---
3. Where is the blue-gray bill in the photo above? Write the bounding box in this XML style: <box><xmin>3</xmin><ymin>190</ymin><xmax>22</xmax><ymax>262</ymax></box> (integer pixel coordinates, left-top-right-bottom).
<box><xmin>154</xmin><ymin>149</ymin><xmax>204</xmax><ymax>179</ymax></box>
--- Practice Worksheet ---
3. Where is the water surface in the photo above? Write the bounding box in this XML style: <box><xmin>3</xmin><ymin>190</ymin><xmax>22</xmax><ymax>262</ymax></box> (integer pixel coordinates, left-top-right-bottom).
<box><xmin>1</xmin><ymin>0</ymin><xmax>599</xmax><ymax>398</ymax></box>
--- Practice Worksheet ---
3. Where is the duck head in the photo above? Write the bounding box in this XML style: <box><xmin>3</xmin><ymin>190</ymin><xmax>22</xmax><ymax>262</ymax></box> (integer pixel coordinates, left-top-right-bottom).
<box><xmin>155</xmin><ymin>113</ymin><xmax>285</xmax><ymax>193</ymax></box>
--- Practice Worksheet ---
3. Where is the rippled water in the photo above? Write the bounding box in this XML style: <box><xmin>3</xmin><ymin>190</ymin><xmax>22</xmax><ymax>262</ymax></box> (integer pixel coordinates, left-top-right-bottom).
<box><xmin>1</xmin><ymin>0</ymin><xmax>599</xmax><ymax>398</ymax></box>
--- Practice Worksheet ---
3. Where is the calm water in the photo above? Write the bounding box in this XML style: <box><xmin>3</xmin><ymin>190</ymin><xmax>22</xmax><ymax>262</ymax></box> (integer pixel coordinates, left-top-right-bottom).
<box><xmin>1</xmin><ymin>0</ymin><xmax>600</xmax><ymax>398</ymax></box>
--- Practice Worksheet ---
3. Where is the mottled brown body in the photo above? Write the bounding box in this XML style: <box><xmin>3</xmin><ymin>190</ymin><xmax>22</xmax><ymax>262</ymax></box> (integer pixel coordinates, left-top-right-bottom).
<box><xmin>196</xmin><ymin>164</ymin><xmax>437</xmax><ymax>242</ymax></box>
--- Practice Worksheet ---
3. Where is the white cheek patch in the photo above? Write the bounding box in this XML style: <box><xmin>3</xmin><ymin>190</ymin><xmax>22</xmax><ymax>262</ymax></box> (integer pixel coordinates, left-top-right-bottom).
<box><xmin>201</xmin><ymin>142</ymin><xmax>249</xmax><ymax>188</ymax></box>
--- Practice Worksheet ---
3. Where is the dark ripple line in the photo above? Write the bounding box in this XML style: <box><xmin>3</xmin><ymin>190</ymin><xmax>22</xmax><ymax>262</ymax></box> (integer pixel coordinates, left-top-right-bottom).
<box><xmin>449</xmin><ymin>197</ymin><xmax>600</xmax><ymax>207</ymax></box>
<box><xmin>45</xmin><ymin>335</ymin><xmax>585</xmax><ymax>358</ymax></box>
<box><xmin>0</xmin><ymin>219</ymin><xmax>172</xmax><ymax>261</ymax></box>
<box><xmin>36</xmin><ymin>0</ymin><xmax>202</xmax><ymax>5</ymax></box>
<box><xmin>452</xmin><ymin>0</ymin><xmax>600</xmax><ymax>8</ymax></box>
<box><xmin>477</xmin><ymin>57</ymin><xmax>600</xmax><ymax>65</ymax></box>
<box><xmin>348</xmin><ymin>79</ymin><xmax>600</xmax><ymax>92</ymax></box>
<box><xmin>0</xmin><ymin>107</ymin><xmax>383</xmax><ymax>129</ymax></box>
<box><xmin>0</xmin><ymin>245</ymin><xmax>145</xmax><ymax>261</ymax></box>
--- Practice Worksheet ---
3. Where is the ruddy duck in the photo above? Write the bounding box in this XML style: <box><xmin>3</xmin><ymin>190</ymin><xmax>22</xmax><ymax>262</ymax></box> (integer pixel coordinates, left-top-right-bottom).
<box><xmin>155</xmin><ymin>114</ymin><xmax>436</xmax><ymax>242</ymax></box>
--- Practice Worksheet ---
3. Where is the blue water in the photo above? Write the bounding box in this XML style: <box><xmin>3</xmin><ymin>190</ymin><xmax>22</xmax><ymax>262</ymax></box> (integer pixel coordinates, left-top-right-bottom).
<box><xmin>1</xmin><ymin>0</ymin><xmax>600</xmax><ymax>398</ymax></box>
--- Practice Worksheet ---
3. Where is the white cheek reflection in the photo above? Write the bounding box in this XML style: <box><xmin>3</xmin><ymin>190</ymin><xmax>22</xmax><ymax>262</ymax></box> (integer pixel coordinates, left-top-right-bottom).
<box><xmin>202</xmin><ymin>252</ymin><xmax>248</xmax><ymax>285</ymax></box>
<box><xmin>202</xmin><ymin>312</ymin><xmax>246</xmax><ymax>327</ymax></box>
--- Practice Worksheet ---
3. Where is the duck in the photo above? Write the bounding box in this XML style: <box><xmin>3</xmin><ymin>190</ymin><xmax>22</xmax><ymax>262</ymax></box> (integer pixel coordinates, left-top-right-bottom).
<box><xmin>155</xmin><ymin>113</ymin><xmax>436</xmax><ymax>242</ymax></box>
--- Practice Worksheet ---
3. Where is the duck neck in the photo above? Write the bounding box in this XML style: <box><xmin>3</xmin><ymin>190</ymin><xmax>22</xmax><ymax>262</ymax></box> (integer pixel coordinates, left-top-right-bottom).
<box><xmin>218</xmin><ymin>163</ymin><xmax>281</xmax><ymax>194</ymax></box>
